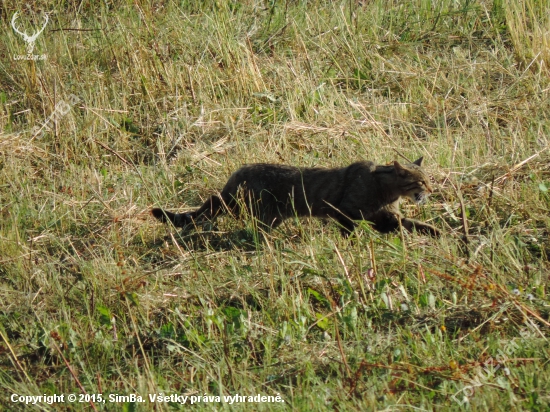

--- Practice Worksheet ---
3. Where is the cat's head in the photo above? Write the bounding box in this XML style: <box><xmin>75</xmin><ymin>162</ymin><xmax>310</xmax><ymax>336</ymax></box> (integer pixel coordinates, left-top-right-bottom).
<box><xmin>394</xmin><ymin>157</ymin><xmax>433</xmax><ymax>203</ymax></box>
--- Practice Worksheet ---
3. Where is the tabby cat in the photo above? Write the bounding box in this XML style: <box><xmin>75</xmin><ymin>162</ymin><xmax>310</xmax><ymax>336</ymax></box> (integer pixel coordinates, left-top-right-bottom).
<box><xmin>152</xmin><ymin>157</ymin><xmax>440</xmax><ymax>237</ymax></box>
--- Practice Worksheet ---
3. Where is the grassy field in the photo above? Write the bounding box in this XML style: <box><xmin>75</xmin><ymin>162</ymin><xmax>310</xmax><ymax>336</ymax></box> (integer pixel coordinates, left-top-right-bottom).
<box><xmin>1</xmin><ymin>0</ymin><xmax>549</xmax><ymax>410</ymax></box>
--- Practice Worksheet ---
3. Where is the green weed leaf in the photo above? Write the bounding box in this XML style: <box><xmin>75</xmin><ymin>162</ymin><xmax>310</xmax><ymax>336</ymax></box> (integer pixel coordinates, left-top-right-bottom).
<box><xmin>97</xmin><ymin>305</ymin><xmax>112</xmax><ymax>326</ymax></box>
<box><xmin>125</xmin><ymin>292</ymin><xmax>139</xmax><ymax>306</ymax></box>
<box><xmin>315</xmin><ymin>313</ymin><xmax>330</xmax><ymax>330</ymax></box>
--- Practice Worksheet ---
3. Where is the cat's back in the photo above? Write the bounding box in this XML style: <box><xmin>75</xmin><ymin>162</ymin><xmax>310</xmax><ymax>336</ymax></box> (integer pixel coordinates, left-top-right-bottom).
<box><xmin>228</xmin><ymin>163</ymin><xmax>301</xmax><ymax>184</ymax></box>
<box><xmin>345</xmin><ymin>160</ymin><xmax>377</xmax><ymax>174</ymax></box>
<box><xmin>228</xmin><ymin>161</ymin><xmax>378</xmax><ymax>188</ymax></box>
<box><xmin>222</xmin><ymin>163</ymin><xmax>301</xmax><ymax>194</ymax></box>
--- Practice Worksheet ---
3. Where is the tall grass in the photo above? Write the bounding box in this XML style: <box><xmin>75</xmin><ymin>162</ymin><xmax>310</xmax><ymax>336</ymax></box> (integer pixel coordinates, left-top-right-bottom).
<box><xmin>505</xmin><ymin>0</ymin><xmax>550</xmax><ymax>73</ymax></box>
<box><xmin>0</xmin><ymin>0</ymin><xmax>549</xmax><ymax>410</ymax></box>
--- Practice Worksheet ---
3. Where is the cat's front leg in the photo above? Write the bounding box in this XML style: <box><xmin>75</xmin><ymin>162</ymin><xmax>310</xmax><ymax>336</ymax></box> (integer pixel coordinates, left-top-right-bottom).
<box><xmin>400</xmin><ymin>218</ymin><xmax>441</xmax><ymax>237</ymax></box>
<box><xmin>336</xmin><ymin>216</ymin><xmax>356</xmax><ymax>237</ymax></box>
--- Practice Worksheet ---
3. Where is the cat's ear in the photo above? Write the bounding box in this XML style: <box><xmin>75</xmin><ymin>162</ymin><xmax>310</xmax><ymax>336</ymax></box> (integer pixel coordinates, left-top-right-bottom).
<box><xmin>394</xmin><ymin>161</ymin><xmax>408</xmax><ymax>176</ymax></box>
<box><xmin>413</xmin><ymin>157</ymin><xmax>423</xmax><ymax>166</ymax></box>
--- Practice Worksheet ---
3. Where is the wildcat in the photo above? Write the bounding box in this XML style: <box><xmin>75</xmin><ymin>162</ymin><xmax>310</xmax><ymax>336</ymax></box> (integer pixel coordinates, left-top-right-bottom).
<box><xmin>151</xmin><ymin>157</ymin><xmax>440</xmax><ymax>237</ymax></box>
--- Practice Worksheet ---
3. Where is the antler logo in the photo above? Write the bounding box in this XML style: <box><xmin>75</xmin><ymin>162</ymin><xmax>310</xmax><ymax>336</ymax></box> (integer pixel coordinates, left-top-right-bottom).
<box><xmin>11</xmin><ymin>12</ymin><xmax>49</xmax><ymax>55</ymax></box>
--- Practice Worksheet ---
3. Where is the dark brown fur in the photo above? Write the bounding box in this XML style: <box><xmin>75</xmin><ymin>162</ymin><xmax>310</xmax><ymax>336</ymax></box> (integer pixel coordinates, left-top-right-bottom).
<box><xmin>152</xmin><ymin>157</ymin><xmax>440</xmax><ymax>237</ymax></box>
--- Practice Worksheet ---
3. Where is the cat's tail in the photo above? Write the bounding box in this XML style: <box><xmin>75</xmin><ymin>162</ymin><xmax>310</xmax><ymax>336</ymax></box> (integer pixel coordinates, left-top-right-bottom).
<box><xmin>151</xmin><ymin>208</ymin><xmax>191</xmax><ymax>227</ymax></box>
